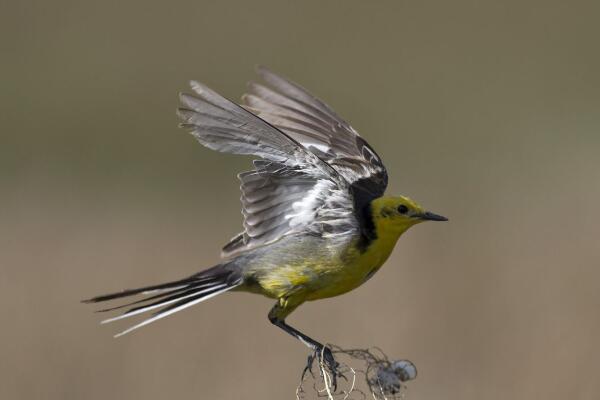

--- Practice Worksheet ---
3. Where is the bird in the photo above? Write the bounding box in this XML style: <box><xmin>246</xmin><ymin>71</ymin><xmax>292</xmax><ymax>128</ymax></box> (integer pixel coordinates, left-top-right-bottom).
<box><xmin>84</xmin><ymin>66</ymin><xmax>447</xmax><ymax>381</ymax></box>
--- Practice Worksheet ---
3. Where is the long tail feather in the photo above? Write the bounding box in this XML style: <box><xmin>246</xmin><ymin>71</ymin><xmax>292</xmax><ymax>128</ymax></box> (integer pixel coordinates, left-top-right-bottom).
<box><xmin>94</xmin><ymin>281</ymin><xmax>217</xmax><ymax>313</ymax></box>
<box><xmin>100</xmin><ymin>283</ymin><xmax>228</xmax><ymax>324</ymax></box>
<box><xmin>113</xmin><ymin>285</ymin><xmax>232</xmax><ymax>337</ymax></box>
<box><xmin>82</xmin><ymin>281</ymin><xmax>189</xmax><ymax>303</ymax></box>
<box><xmin>83</xmin><ymin>264</ymin><xmax>241</xmax><ymax>337</ymax></box>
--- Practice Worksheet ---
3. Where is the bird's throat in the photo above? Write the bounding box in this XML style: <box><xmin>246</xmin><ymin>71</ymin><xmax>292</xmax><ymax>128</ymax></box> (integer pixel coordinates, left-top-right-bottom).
<box><xmin>354</xmin><ymin>218</ymin><xmax>407</xmax><ymax>275</ymax></box>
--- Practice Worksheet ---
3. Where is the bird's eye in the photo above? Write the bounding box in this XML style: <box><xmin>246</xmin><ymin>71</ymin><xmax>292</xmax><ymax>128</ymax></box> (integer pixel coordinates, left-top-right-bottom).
<box><xmin>397</xmin><ymin>205</ymin><xmax>409</xmax><ymax>214</ymax></box>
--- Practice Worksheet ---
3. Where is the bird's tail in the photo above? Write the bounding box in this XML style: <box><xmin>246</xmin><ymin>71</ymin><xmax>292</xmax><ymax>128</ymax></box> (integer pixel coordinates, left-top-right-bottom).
<box><xmin>83</xmin><ymin>264</ymin><xmax>242</xmax><ymax>337</ymax></box>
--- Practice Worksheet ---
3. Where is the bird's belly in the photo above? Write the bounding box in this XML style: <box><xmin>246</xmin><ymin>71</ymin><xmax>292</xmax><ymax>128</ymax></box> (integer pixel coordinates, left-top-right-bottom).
<box><xmin>252</xmin><ymin>256</ymin><xmax>380</xmax><ymax>301</ymax></box>
<box><xmin>303</xmin><ymin>254</ymin><xmax>386</xmax><ymax>300</ymax></box>
<box><xmin>246</xmin><ymin>235</ymin><xmax>396</xmax><ymax>301</ymax></box>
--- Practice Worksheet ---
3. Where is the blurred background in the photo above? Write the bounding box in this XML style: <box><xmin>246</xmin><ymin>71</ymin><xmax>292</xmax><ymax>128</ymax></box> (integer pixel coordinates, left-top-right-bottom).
<box><xmin>2</xmin><ymin>1</ymin><xmax>599</xmax><ymax>399</ymax></box>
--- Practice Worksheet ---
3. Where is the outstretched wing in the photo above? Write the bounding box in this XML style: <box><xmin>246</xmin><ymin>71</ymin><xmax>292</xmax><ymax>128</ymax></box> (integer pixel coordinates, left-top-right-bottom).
<box><xmin>242</xmin><ymin>66</ymin><xmax>388</xmax><ymax>200</ymax></box>
<box><xmin>178</xmin><ymin>81</ymin><xmax>356</xmax><ymax>257</ymax></box>
<box><xmin>178</xmin><ymin>68</ymin><xmax>388</xmax><ymax>258</ymax></box>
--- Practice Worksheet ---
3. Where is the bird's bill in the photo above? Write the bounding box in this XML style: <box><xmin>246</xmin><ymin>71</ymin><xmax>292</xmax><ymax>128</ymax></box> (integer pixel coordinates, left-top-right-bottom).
<box><xmin>418</xmin><ymin>211</ymin><xmax>448</xmax><ymax>221</ymax></box>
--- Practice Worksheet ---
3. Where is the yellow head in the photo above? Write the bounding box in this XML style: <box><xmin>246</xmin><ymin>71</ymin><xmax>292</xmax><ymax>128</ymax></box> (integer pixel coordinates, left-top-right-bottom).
<box><xmin>370</xmin><ymin>196</ymin><xmax>448</xmax><ymax>237</ymax></box>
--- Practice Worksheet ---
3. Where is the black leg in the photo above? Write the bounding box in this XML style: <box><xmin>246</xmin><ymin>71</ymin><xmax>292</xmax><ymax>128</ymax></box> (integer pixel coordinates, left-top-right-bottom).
<box><xmin>268</xmin><ymin>304</ymin><xmax>341</xmax><ymax>390</ymax></box>
<box><xmin>270</xmin><ymin>317</ymin><xmax>322</xmax><ymax>350</ymax></box>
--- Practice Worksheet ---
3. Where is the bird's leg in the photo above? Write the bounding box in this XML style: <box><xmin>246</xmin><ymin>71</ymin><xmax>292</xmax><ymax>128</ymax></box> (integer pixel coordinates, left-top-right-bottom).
<box><xmin>268</xmin><ymin>301</ymin><xmax>341</xmax><ymax>390</ymax></box>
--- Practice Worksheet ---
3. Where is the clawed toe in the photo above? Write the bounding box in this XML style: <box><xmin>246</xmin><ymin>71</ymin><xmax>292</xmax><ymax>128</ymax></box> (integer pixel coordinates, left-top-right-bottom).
<box><xmin>318</xmin><ymin>346</ymin><xmax>343</xmax><ymax>391</ymax></box>
<box><xmin>302</xmin><ymin>353</ymin><xmax>316</xmax><ymax>380</ymax></box>
<box><xmin>301</xmin><ymin>346</ymin><xmax>344</xmax><ymax>391</ymax></box>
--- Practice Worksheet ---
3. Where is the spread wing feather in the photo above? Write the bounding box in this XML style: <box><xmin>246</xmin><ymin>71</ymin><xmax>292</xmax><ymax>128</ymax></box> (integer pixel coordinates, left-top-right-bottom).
<box><xmin>177</xmin><ymin>68</ymin><xmax>388</xmax><ymax>258</ymax></box>
<box><xmin>243</xmin><ymin>66</ymin><xmax>388</xmax><ymax>195</ymax></box>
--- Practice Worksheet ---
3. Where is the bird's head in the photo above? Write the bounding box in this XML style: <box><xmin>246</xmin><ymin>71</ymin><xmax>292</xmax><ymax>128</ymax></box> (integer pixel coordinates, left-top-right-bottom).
<box><xmin>370</xmin><ymin>196</ymin><xmax>448</xmax><ymax>236</ymax></box>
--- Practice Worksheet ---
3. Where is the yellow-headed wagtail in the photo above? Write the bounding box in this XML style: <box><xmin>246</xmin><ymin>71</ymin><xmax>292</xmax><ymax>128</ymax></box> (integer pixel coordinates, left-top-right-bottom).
<box><xmin>84</xmin><ymin>67</ymin><xmax>447</xmax><ymax>378</ymax></box>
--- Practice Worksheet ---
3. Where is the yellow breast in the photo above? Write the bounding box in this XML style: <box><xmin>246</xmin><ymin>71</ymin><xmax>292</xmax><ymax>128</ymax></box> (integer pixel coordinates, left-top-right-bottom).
<box><xmin>252</xmin><ymin>211</ymin><xmax>415</xmax><ymax>302</ymax></box>
<box><xmin>302</xmin><ymin>229</ymin><xmax>402</xmax><ymax>300</ymax></box>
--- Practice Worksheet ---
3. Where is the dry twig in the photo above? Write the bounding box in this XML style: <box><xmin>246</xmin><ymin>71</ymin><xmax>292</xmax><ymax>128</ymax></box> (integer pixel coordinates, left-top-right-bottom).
<box><xmin>296</xmin><ymin>345</ymin><xmax>417</xmax><ymax>400</ymax></box>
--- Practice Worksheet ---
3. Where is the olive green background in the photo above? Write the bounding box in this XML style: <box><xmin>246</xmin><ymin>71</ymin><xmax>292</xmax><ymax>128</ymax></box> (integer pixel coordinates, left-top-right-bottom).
<box><xmin>2</xmin><ymin>1</ymin><xmax>599</xmax><ymax>399</ymax></box>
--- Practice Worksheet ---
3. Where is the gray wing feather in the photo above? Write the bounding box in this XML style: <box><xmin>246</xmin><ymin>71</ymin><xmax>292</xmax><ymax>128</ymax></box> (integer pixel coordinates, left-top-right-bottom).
<box><xmin>177</xmin><ymin>80</ymin><xmax>357</xmax><ymax>258</ymax></box>
<box><xmin>178</xmin><ymin>83</ymin><xmax>297</xmax><ymax>162</ymax></box>
<box><xmin>243</xmin><ymin>66</ymin><xmax>388</xmax><ymax>195</ymax></box>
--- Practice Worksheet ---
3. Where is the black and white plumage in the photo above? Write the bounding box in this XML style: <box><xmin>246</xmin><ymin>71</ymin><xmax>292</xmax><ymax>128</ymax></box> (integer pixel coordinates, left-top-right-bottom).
<box><xmin>84</xmin><ymin>263</ymin><xmax>243</xmax><ymax>337</ymax></box>
<box><xmin>177</xmin><ymin>67</ymin><xmax>388</xmax><ymax>257</ymax></box>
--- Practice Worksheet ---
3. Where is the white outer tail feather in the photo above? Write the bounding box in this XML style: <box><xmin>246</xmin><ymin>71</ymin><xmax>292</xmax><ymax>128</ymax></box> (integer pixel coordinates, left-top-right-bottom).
<box><xmin>102</xmin><ymin>283</ymin><xmax>237</xmax><ymax>338</ymax></box>
<box><xmin>101</xmin><ymin>284</ymin><xmax>229</xmax><ymax>325</ymax></box>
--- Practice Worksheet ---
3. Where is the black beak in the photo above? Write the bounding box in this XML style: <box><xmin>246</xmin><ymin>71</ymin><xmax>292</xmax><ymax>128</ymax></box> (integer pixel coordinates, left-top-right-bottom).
<box><xmin>419</xmin><ymin>211</ymin><xmax>448</xmax><ymax>221</ymax></box>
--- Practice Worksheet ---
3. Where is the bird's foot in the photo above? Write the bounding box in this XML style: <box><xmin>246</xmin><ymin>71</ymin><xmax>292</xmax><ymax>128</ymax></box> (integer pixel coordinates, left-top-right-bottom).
<box><xmin>302</xmin><ymin>345</ymin><xmax>344</xmax><ymax>392</ymax></box>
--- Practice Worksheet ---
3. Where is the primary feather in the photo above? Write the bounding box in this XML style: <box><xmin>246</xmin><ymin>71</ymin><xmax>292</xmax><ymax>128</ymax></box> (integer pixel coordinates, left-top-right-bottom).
<box><xmin>245</xmin><ymin>66</ymin><xmax>388</xmax><ymax>192</ymax></box>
